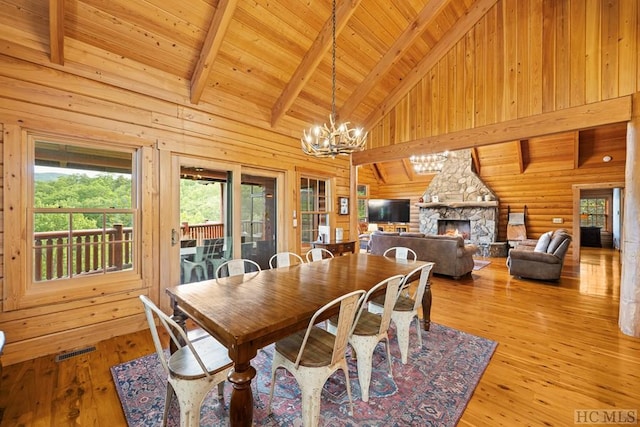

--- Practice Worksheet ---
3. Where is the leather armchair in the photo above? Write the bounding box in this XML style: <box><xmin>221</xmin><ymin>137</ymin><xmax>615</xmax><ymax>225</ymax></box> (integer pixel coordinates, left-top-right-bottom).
<box><xmin>507</xmin><ymin>229</ymin><xmax>572</xmax><ymax>280</ymax></box>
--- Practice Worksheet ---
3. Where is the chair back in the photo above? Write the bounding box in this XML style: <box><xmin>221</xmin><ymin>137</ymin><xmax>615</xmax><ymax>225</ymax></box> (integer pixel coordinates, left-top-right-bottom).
<box><xmin>215</xmin><ymin>258</ymin><xmax>262</xmax><ymax>278</ymax></box>
<box><xmin>294</xmin><ymin>290</ymin><xmax>366</xmax><ymax>368</ymax></box>
<box><xmin>404</xmin><ymin>263</ymin><xmax>434</xmax><ymax>312</ymax></box>
<box><xmin>203</xmin><ymin>238</ymin><xmax>224</xmax><ymax>259</ymax></box>
<box><xmin>305</xmin><ymin>247</ymin><xmax>334</xmax><ymax>262</ymax></box>
<box><xmin>138</xmin><ymin>295</ymin><xmax>211</xmax><ymax>379</ymax></box>
<box><xmin>269</xmin><ymin>252</ymin><xmax>304</xmax><ymax>269</ymax></box>
<box><xmin>354</xmin><ymin>274</ymin><xmax>404</xmax><ymax>335</ymax></box>
<box><xmin>383</xmin><ymin>246</ymin><xmax>417</xmax><ymax>261</ymax></box>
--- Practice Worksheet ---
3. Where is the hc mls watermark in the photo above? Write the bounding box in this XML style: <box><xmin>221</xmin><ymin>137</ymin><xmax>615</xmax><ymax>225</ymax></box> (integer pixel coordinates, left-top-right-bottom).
<box><xmin>575</xmin><ymin>409</ymin><xmax>637</xmax><ymax>424</ymax></box>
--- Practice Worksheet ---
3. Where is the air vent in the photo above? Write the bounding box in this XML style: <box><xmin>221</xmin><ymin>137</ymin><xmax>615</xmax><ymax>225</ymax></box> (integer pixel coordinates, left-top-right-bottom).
<box><xmin>55</xmin><ymin>345</ymin><xmax>96</xmax><ymax>362</ymax></box>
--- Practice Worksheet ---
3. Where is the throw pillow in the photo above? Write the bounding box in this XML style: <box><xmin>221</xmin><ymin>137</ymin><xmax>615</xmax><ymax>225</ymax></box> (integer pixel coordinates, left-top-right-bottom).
<box><xmin>534</xmin><ymin>231</ymin><xmax>552</xmax><ymax>253</ymax></box>
<box><xmin>547</xmin><ymin>232</ymin><xmax>568</xmax><ymax>253</ymax></box>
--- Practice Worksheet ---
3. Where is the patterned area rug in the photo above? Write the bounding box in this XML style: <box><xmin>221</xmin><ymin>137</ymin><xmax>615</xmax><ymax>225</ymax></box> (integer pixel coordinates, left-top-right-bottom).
<box><xmin>111</xmin><ymin>323</ymin><xmax>497</xmax><ymax>426</ymax></box>
<box><xmin>473</xmin><ymin>259</ymin><xmax>492</xmax><ymax>270</ymax></box>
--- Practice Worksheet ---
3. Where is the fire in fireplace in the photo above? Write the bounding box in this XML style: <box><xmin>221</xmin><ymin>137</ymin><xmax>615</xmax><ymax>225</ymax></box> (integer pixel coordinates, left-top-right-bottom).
<box><xmin>437</xmin><ymin>219</ymin><xmax>471</xmax><ymax>240</ymax></box>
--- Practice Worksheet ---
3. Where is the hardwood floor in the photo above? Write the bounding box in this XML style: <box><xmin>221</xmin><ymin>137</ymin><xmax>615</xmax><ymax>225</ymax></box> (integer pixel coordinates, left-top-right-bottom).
<box><xmin>0</xmin><ymin>248</ymin><xmax>638</xmax><ymax>426</ymax></box>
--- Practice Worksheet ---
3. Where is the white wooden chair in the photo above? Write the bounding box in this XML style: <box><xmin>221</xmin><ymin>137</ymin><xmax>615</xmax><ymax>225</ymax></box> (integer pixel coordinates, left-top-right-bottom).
<box><xmin>267</xmin><ymin>290</ymin><xmax>366</xmax><ymax>427</ymax></box>
<box><xmin>269</xmin><ymin>252</ymin><xmax>304</xmax><ymax>269</ymax></box>
<box><xmin>368</xmin><ymin>263</ymin><xmax>434</xmax><ymax>363</ymax></box>
<box><xmin>214</xmin><ymin>258</ymin><xmax>262</xmax><ymax>279</ymax></box>
<box><xmin>382</xmin><ymin>246</ymin><xmax>417</xmax><ymax>261</ymax></box>
<box><xmin>139</xmin><ymin>295</ymin><xmax>232</xmax><ymax>427</ymax></box>
<box><xmin>305</xmin><ymin>247</ymin><xmax>334</xmax><ymax>262</ymax></box>
<box><xmin>328</xmin><ymin>274</ymin><xmax>404</xmax><ymax>402</ymax></box>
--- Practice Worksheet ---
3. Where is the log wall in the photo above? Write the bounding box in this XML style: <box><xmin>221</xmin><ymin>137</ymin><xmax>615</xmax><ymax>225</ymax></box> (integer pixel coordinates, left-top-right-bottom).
<box><xmin>0</xmin><ymin>56</ymin><xmax>352</xmax><ymax>365</ymax></box>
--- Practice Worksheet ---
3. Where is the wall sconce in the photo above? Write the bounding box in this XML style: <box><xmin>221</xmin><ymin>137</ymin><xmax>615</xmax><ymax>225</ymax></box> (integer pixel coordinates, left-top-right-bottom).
<box><xmin>602</xmin><ymin>155</ymin><xmax>612</xmax><ymax>162</ymax></box>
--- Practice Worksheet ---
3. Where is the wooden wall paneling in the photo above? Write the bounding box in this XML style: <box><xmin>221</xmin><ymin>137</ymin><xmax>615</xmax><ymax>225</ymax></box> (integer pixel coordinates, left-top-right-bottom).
<box><xmin>529</xmin><ymin>0</ymin><xmax>544</xmax><ymax>115</ymax></box>
<box><xmin>503</xmin><ymin>0</ymin><xmax>518</xmax><ymax>121</ymax></box>
<box><xmin>474</xmin><ymin>13</ymin><xmax>486</xmax><ymax>127</ymax></box>
<box><xmin>409</xmin><ymin>84</ymin><xmax>418</xmax><ymax>141</ymax></box>
<box><xmin>555</xmin><ymin>0</ymin><xmax>570</xmax><ymax>110</ymax></box>
<box><xmin>523</xmin><ymin>131</ymin><xmax>577</xmax><ymax>173</ymax></box>
<box><xmin>585</xmin><ymin>0</ymin><xmax>602</xmax><ymax>103</ymax></box>
<box><xmin>464</xmin><ymin>31</ymin><xmax>475</xmax><ymax>130</ymax></box>
<box><xmin>494</xmin><ymin>0</ymin><xmax>505</xmax><ymax>123</ymax></box>
<box><xmin>618</xmin><ymin>0</ymin><xmax>638</xmax><ymax>96</ymax></box>
<box><xmin>0</xmin><ymin>122</ymin><xmax>3</xmax><ymax>308</ymax></box>
<box><xmin>430</xmin><ymin>67</ymin><xmax>440</xmax><ymax>135</ymax></box>
<box><xmin>541</xmin><ymin>0</ymin><xmax>557</xmax><ymax>113</ymax></box>
<box><xmin>485</xmin><ymin>4</ymin><xmax>497</xmax><ymax>125</ymax></box>
<box><xmin>601</xmin><ymin>0</ymin><xmax>619</xmax><ymax>100</ymax></box>
<box><xmin>455</xmin><ymin>40</ymin><xmax>465</xmax><ymax>131</ymax></box>
<box><xmin>516</xmin><ymin>0</ymin><xmax>530</xmax><ymax>118</ymax></box>
<box><xmin>447</xmin><ymin>47</ymin><xmax>457</xmax><ymax>133</ymax></box>
<box><xmin>569</xmin><ymin>0</ymin><xmax>587</xmax><ymax>107</ymax></box>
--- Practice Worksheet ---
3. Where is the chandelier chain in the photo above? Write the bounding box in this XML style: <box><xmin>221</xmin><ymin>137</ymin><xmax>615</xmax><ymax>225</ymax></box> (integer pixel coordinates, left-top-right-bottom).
<box><xmin>331</xmin><ymin>0</ymin><xmax>336</xmax><ymax>121</ymax></box>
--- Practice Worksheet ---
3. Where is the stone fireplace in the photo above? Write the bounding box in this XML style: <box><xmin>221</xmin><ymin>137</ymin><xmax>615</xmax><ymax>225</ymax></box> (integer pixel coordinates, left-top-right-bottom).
<box><xmin>418</xmin><ymin>149</ymin><xmax>498</xmax><ymax>246</ymax></box>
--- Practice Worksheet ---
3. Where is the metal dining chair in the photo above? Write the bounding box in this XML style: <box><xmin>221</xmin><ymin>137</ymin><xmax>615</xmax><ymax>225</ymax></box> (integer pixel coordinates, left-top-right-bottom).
<box><xmin>327</xmin><ymin>274</ymin><xmax>404</xmax><ymax>402</ymax></box>
<box><xmin>305</xmin><ymin>247</ymin><xmax>334</xmax><ymax>262</ymax></box>
<box><xmin>368</xmin><ymin>263</ymin><xmax>434</xmax><ymax>363</ymax></box>
<box><xmin>269</xmin><ymin>251</ymin><xmax>304</xmax><ymax>268</ymax></box>
<box><xmin>382</xmin><ymin>246</ymin><xmax>417</xmax><ymax>261</ymax></box>
<box><xmin>139</xmin><ymin>295</ymin><xmax>232</xmax><ymax>427</ymax></box>
<box><xmin>214</xmin><ymin>258</ymin><xmax>262</xmax><ymax>279</ymax></box>
<box><xmin>267</xmin><ymin>289</ymin><xmax>366</xmax><ymax>427</ymax></box>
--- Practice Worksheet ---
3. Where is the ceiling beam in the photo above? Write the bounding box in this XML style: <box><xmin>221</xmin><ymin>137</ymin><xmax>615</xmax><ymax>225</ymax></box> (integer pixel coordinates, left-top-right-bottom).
<box><xmin>49</xmin><ymin>0</ymin><xmax>65</xmax><ymax>65</ymax></box>
<box><xmin>401</xmin><ymin>158</ymin><xmax>417</xmax><ymax>181</ymax></box>
<box><xmin>352</xmin><ymin>96</ymin><xmax>632</xmax><ymax>166</ymax></box>
<box><xmin>190</xmin><ymin>0</ymin><xmax>239</xmax><ymax>105</ymax></box>
<box><xmin>363</xmin><ymin>0</ymin><xmax>498</xmax><ymax>131</ymax></box>
<box><xmin>339</xmin><ymin>0</ymin><xmax>450</xmax><ymax>120</ymax></box>
<box><xmin>514</xmin><ymin>140</ymin><xmax>524</xmax><ymax>173</ymax></box>
<box><xmin>270</xmin><ymin>0</ymin><xmax>363</xmax><ymax>127</ymax></box>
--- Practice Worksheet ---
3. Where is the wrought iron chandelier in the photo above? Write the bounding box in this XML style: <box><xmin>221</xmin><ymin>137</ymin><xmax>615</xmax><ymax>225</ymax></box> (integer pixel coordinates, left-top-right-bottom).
<box><xmin>409</xmin><ymin>152</ymin><xmax>449</xmax><ymax>174</ymax></box>
<box><xmin>301</xmin><ymin>0</ymin><xmax>367</xmax><ymax>158</ymax></box>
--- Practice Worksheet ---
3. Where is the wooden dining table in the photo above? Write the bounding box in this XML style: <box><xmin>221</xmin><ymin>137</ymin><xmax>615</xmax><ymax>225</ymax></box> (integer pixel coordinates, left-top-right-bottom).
<box><xmin>166</xmin><ymin>252</ymin><xmax>430</xmax><ymax>426</ymax></box>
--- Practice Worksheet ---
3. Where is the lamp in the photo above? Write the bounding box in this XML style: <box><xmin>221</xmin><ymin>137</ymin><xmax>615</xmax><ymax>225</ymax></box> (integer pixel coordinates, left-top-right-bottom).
<box><xmin>301</xmin><ymin>0</ymin><xmax>367</xmax><ymax>158</ymax></box>
<box><xmin>409</xmin><ymin>151</ymin><xmax>449</xmax><ymax>174</ymax></box>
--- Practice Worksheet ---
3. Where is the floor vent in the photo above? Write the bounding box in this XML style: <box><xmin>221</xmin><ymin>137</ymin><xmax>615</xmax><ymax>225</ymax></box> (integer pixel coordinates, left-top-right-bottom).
<box><xmin>55</xmin><ymin>345</ymin><xmax>97</xmax><ymax>362</ymax></box>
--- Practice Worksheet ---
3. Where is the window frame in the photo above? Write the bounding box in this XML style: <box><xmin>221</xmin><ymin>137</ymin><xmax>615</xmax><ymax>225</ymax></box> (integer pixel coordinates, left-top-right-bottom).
<box><xmin>300</xmin><ymin>175</ymin><xmax>331</xmax><ymax>248</ymax></box>
<box><xmin>4</xmin><ymin>130</ymin><xmax>145</xmax><ymax>311</ymax></box>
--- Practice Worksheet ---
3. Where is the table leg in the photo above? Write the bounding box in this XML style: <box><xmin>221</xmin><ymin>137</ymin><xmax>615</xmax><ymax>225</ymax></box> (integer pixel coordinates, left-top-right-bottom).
<box><xmin>422</xmin><ymin>282</ymin><xmax>432</xmax><ymax>331</ymax></box>
<box><xmin>228</xmin><ymin>361</ymin><xmax>257</xmax><ymax>426</ymax></box>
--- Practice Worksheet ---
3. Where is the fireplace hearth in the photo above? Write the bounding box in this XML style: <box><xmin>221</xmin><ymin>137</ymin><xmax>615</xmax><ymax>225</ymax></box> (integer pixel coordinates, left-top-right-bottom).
<box><xmin>438</xmin><ymin>219</ymin><xmax>471</xmax><ymax>240</ymax></box>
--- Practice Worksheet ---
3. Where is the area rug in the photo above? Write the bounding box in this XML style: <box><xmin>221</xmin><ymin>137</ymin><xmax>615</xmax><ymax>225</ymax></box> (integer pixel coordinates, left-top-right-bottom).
<box><xmin>111</xmin><ymin>323</ymin><xmax>497</xmax><ymax>426</ymax></box>
<box><xmin>473</xmin><ymin>259</ymin><xmax>491</xmax><ymax>270</ymax></box>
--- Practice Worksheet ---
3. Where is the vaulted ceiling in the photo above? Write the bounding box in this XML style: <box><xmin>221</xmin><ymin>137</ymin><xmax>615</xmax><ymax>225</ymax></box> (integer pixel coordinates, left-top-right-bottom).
<box><xmin>2</xmin><ymin>0</ymin><xmax>481</xmax><ymax>135</ymax></box>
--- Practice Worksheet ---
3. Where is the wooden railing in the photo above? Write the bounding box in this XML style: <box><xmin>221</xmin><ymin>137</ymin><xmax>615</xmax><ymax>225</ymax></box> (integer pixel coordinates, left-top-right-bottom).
<box><xmin>34</xmin><ymin>225</ymin><xmax>134</xmax><ymax>281</ymax></box>
<box><xmin>34</xmin><ymin>221</ymin><xmax>263</xmax><ymax>281</ymax></box>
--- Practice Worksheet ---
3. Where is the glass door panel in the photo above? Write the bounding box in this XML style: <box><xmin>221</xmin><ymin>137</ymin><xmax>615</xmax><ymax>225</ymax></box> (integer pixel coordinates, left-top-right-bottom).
<box><xmin>241</xmin><ymin>173</ymin><xmax>277</xmax><ymax>270</ymax></box>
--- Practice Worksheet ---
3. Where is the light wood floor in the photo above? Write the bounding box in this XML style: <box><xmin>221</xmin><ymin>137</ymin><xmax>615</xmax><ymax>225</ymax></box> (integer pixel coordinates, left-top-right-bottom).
<box><xmin>0</xmin><ymin>248</ymin><xmax>638</xmax><ymax>426</ymax></box>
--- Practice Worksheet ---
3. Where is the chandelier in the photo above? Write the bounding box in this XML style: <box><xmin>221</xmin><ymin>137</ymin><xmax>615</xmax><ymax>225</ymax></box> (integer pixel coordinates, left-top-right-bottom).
<box><xmin>409</xmin><ymin>152</ymin><xmax>449</xmax><ymax>174</ymax></box>
<box><xmin>301</xmin><ymin>0</ymin><xmax>367</xmax><ymax>158</ymax></box>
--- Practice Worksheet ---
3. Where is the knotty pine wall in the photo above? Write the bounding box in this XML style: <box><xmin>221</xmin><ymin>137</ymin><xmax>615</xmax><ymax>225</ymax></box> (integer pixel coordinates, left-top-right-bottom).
<box><xmin>0</xmin><ymin>56</ymin><xmax>352</xmax><ymax>365</ymax></box>
<box><xmin>367</xmin><ymin>0</ymin><xmax>640</xmax><ymax>146</ymax></box>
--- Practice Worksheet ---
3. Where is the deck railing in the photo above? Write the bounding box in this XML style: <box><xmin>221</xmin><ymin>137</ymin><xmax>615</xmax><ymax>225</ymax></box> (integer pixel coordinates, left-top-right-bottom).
<box><xmin>34</xmin><ymin>222</ymin><xmax>229</xmax><ymax>281</ymax></box>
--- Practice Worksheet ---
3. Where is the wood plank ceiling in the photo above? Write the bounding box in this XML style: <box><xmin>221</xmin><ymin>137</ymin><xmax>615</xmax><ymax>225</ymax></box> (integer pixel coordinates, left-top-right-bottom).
<box><xmin>1</xmin><ymin>0</ymin><xmax>618</xmax><ymax>183</ymax></box>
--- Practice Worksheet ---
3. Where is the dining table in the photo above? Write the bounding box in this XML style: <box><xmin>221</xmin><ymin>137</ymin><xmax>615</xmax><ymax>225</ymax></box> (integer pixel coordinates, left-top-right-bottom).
<box><xmin>166</xmin><ymin>252</ymin><xmax>430</xmax><ymax>426</ymax></box>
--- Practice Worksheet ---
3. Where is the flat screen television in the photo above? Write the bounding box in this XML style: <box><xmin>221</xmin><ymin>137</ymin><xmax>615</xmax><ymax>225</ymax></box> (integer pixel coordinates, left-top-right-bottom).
<box><xmin>367</xmin><ymin>199</ymin><xmax>410</xmax><ymax>223</ymax></box>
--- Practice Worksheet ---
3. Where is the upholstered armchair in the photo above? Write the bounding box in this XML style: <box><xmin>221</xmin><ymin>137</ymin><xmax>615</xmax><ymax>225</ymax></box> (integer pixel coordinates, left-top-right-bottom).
<box><xmin>507</xmin><ymin>229</ymin><xmax>572</xmax><ymax>281</ymax></box>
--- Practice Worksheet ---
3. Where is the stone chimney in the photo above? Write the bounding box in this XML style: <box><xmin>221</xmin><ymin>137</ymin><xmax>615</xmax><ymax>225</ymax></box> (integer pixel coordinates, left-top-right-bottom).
<box><xmin>422</xmin><ymin>149</ymin><xmax>496</xmax><ymax>203</ymax></box>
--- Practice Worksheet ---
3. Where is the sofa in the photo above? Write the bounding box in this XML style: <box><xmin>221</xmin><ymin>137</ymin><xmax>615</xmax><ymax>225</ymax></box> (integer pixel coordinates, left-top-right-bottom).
<box><xmin>369</xmin><ymin>232</ymin><xmax>477</xmax><ymax>279</ymax></box>
<box><xmin>507</xmin><ymin>229</ymin><xmax>572</xmax><ymax>281</ymax></box>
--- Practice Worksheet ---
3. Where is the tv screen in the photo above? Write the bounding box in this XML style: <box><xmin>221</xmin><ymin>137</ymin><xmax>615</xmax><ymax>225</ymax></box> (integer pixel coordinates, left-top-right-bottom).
<box><xmin>367</xmin><ymin>199</ymin><xmax>410</xmax><ymax>223</ymax></box>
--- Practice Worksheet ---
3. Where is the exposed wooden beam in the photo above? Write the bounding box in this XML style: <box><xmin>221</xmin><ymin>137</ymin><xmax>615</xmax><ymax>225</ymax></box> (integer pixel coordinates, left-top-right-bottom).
<box><xmin>190</xmin><ymin>0</ymin><xmax>239</xmax><ymax>105</ymax></box>
<box><xmin>49</xmin><ymin>0</ymin><xmax>65</xmax><ymax>65</ymax></box>
<box><xmin>363</xmin><ymin>0</ymin><xmax>498</xmax><ymax>131</ymax></box>
<box><xmin>372</xmin><ymin>163</ymin><xmax>387</xmax><ymax>184</ymax></box>
<box><xmin>572</xmin><ymin>131</ymin><xmax>580</xmax><ymax>169</ymax></box>
<box><xmin>470</xmin><ymin>147</ymin><xmax>480</xmax><ymax>174</ymax></box>
<box><xmin>401</xmin><ymin>158</ymin><xmax>417</xmax><ymax>181</ymax></box>
<box><xmin>340</xmin><ymin>0</ymin><xmax>449</xmax><ymax>120</ymax></box>
<box><xmin>514</xmin><ymin>140</ymin><xmax>524</xmax><ymax>173</ymax></box>
<box><xmin>270</xmin><ymin>0</ymin><xmax>363</xmax><ymax>127</ymax></box>
<box><xmin>352</xmin><ymin>96</ymin><xmax>632</xmax><ymax>166</ymax></box>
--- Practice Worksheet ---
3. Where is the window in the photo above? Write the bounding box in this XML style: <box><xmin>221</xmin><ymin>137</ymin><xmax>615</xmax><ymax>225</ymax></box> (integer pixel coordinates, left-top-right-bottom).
<box><xmin>580</xmin><ymin>198</ymin><xmax>608</xmax><ymax>229</ymax></box>
<box><xmin>357</xmin><ymin>184</ymin><xmax>368</xmax><ymax>223</ymax></box>
<box><xmin>300</xmin><ymin>177</ymin><xmax>329</xmax><ymax>245</ymax></box>
<box><xmin>32</xmin><ymin>140</ymin><xmax>136</xmax><ymax>283</ymax></box>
